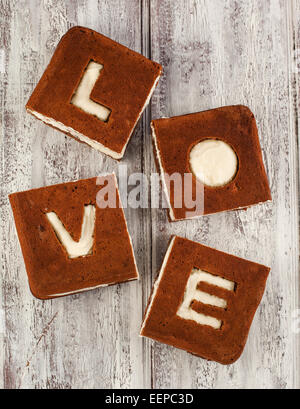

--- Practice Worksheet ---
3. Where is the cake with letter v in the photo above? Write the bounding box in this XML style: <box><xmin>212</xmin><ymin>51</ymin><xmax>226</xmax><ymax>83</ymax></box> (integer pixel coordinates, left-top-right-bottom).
<box><xmin>9</xmin><ymin>175</ymin><xmax>138</xmax><ymax>299</ymax></box>
<box><xmin>141</xmin><ymin>236</ymin><xmax>270</xmax><ymax>364</ymax></box>
<box><xmin>26</xmin><ymin>26</ymin><xmax>162</xmax><ymax>159</ymax></box>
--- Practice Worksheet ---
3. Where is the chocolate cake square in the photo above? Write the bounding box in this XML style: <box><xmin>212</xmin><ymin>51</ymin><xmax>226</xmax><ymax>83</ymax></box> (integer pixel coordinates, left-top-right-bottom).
<box><xmin>152</xmin><ymin>105</ymin><xmax>271</xmax><ymax>221</ymax></box>
<box><xmin>26</xmin><ymin>26</ymin><xmax>162</xmax><ymax>160</ymax></box>
<box><xmin>9</xmin><ymin>175</ymin><xmax>138</xmax><ymax>299</ymax></box>
<box><xmin>141</xmin><ymin>236</ymin><xmax>270</xmax><ymax>365</ymax></box>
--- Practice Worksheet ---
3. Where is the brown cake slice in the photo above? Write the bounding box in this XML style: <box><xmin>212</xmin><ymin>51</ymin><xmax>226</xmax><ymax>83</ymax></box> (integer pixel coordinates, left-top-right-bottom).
<box><xmin>141</xmin><ymin>236</ymin><xmax>270</xmax><ymax>365</ymax></box>
<box><xmin>9</xmin><ymin>175</ymin><xmax>138</xmax><ymax>299</ymax></box>
<box><xmin>152</xmin><ymin>105</ymin><xmax>271</xmax><ymax>221</ymax></box>
<box><xmin>26</xmin><ymin>26</ymin><xmax>162</xmax><ymax>160</ymax></box>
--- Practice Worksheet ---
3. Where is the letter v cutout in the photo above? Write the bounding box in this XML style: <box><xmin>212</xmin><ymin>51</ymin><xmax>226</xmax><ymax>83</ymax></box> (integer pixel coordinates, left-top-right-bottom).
<box><xmin>46</xmin><ymin>205</ymin><xmax>96</xmax><ymax>259</ymax></box>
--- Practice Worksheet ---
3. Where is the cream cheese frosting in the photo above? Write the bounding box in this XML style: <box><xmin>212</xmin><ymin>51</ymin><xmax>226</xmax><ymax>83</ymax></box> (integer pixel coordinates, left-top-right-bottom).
<box><xmin>46</xmin><ymin>204</ymin><xmax>96</xmax><ymax>259</ymax></box>
<box><xmin>189</xmin><ymin>139</ymin><xmax>238</xmax><ymax>187</ymax></box>
<box><xmin>151</xmin><ymin>123</ymin><xmax>176</xmax><ymax>221</ymax></box>
<box><xmin>71</xmin><ymin>61</ymin><xmax>111</xmax><ymax>122</ymax></box>
<box><xmin>177</xmin><ymin>268</ymin><xmax>235</xmax><ymax>330</ymax></box>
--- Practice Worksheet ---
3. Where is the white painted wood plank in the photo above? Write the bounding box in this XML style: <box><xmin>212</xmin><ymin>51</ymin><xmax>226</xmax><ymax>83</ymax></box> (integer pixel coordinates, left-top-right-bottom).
<box><xmin>288</xmin><ymin>0</ymin><xmax>300</xmax><ymax>389</ymax></box>
<box><xmin>0</xmin><ymin>0</ymin><xmax>151</xmax><ymax>388</ymax></box>
<box><xmin>149</xmin><ymin>0</ymin><xmax>299</xmax><ymax>389</ymax></box>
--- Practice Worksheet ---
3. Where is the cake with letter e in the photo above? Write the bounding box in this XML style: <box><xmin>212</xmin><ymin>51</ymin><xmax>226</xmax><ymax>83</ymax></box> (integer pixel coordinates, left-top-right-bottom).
<box><xmin>141</xmin><ymin>236</ymin><xmax>270</xmax><ymax>365</ymax></box>
<box><xmin>9</xmin><ymin>175</ymin><xmax>138</xmax><ymax>299</ymax></box>
<box><xmin>26</xmin><ymin>26</ymin><xmax>162</xmax><ymax>159</ymax></box>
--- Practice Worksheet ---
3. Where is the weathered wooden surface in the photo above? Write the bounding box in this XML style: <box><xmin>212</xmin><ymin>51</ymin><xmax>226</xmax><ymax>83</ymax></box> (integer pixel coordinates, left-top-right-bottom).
<box><xmin>0</xmin><ymin>0</ymin><xmax>299</xmax><ymax>389</ymax></box>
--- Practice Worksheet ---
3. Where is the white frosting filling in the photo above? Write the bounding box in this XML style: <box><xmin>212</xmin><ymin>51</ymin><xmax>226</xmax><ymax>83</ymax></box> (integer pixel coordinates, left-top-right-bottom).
<box><xmin>140</xmin><ymin>237</ymin><xmax>176</xmax><ymax>334</ymax></box>
<box><xmin>71</xmin><ymin>61</ymin><xmax>111</xmax><ymax>122</ymax></box>
<box><xmin>48</xmin><ymin>277</ymin><xmax>138</xmax><ymax>298</ymax></box>
<box><xmin>189</xmin><ymin>139</ymin><xmax>238</xmax><ymax>187</ymax></box>
<box><xmin>151</xmin><ymin>123</ymin><xmax>176</xmax><ymax>221</ymax></box>
<box><xmin>28</xmin><ymin>71</ymin><xmax>161</xmax><ymax>159</ymax></box>
<box><xmin>46</xmin><ymin>204</ymin><xmax>96</xmax><ymax>259</ymax></box>
<box><xmin>49</xmin><ymin>283</ymin><xmax>109</xmax><ymax>297</ymax></box>
<box><xmin>177</xmin><ymin>268</ymin><xmax>235</xmax><ymax>330</ymax></box>
<box><xmin>27</xmin><ymin>109</ymin><xmax>124</xmax><ymax>159</ymax></box>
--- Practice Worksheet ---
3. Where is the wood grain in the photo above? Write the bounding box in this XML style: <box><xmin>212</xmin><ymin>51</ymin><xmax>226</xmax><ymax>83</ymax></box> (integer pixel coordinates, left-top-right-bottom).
<box><xmin>149</xmin><ymin>0</ymin><xmax>299</xmax><ymax>389</ymax></box>
<box><xmin>0</xmin><ymin>0</ymin><xmax>299</xmax><ymax>389</ymax></box>
<box><xmin>0</xmin><ymin>0</ymin><xmax>150</xmax><ymax>389</ymax></box>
